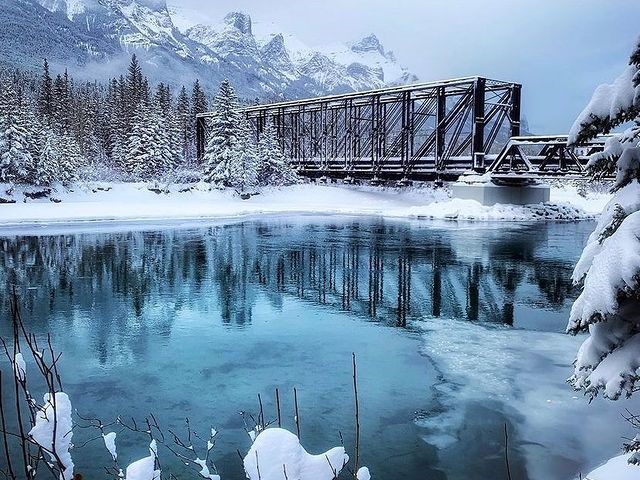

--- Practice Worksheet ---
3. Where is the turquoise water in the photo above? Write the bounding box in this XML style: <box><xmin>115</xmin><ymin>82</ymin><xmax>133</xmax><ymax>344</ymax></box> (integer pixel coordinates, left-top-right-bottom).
<box><xmin>0</xmin><ymin>217</ymin><xmax>607</xmax><ymax>479</ymax></box>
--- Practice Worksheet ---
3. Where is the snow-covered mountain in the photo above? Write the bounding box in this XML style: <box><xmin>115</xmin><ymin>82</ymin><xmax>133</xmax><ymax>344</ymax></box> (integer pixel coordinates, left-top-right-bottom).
<box><xmin>0</xmin><ymin>0</ymin><xmax>418</xmax><ymax>99</ymax></box>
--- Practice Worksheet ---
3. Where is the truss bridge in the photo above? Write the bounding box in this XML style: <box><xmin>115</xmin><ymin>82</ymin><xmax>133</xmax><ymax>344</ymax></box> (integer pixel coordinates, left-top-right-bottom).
<box><xmin>196</xmin><ymin>76</ymin><xmax>606</xmax><ymax>182</ymax></box>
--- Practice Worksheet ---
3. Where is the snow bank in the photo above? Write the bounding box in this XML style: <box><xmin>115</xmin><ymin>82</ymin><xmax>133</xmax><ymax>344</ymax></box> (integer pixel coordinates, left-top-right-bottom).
<box><xmin>243</xmin><ymin>428</ymin><xmax>349</xmax><ymax>480</ymax></box>
<box><xmin>585</xmin><ymin>453</ymin><xmax>639</xmax><ymax>480</ymax></box>
<box><xmin>0</xmin><ymin>182</ymin><xmax>611</xmax><ymax>227</ymax></box>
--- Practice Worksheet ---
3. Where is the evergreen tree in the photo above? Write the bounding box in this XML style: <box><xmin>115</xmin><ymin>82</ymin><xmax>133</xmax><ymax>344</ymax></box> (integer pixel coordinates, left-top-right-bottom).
<box><xmin>126</xmin><ymin>54</ymin><xmax>144</xmax><ymax>110</ymax></box>
<box><xmin>227</xmin><ymin>128</ymin><xmax>260</xmax><ymax>194</ymax></box>
<box><xmin>33</xmin><ymin>126</ymin><xmax>61</xmax><ymax>186</ymax></box>
<box><xmin>38</xmin><ymin>58</ymin><xmax>53</xmax><ymax>124</ymax></box>
<box><xmin>0</xmin><ymin>60</ymin><xmax>209</xmax><ymax>184</ymax></box>
<box><xmin>567</xmin><ymin>36</ymin><xmax>640</xmax><ymax>466</ymax></box>
<box><xmin>203</xmin><ymin>80</ymin><xmax>240</xmax><ymax>184</ymax></box>
<box><xmin>191</xmin><ymin>79</ymin><xmax>208</xmax><ymax>163</ymax></box>
<box><xmin>257</xmin><ymin>123</ymin><xmax>298</xmax><ymax>186</ymax></box>
<box><xmin>176</xmin><ymin>86</ymin><xmax>192</xmax><ymax>163</ymax></box>
<box><xmin>0</xmin><ymin>83</ymin><xmax>33</xmax><ymax>183</ymax></box>
<box><xmin>125</xmin><ymin>102</ymin><xmax>156</xmax><ymax>179</ymax></box>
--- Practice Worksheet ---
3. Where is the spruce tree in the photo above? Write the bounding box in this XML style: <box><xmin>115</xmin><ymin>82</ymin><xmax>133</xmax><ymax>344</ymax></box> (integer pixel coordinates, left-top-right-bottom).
<box><xmin>0</xmin><ymin>84</ymin><xmax>33</xmax><ymax>183</ymax></box>
<box><xmin>38</xmin><ymin>58</ymin><xmax>53</xmax><ymax>124</ymax></box>
<box><xmin>33</xmin><ymin>126</ymin><xmax>61</xmax><ymax>186</ymax></box>
<box><xmin>227</xmin><ymin>126</ymin><xmax>260</xmax><ymax>194</ymax></box>
<box><xmin>176</xmin><ymin>86</ymin><xmax>192</xmax><ymax>163</ymax></box>
<box><xmin>567</xmin><ymin>36</ymin><xmax>640</xmax><ymax>466</ymax></box>
<box><xmin>203</xmin><ymin>80</ymin><xmax>241</xmax><ymax>184</ymax></box>
<box><xmin>257</xmin><ymin>123</ymin><xmax>298</xmax><ymax>186</ymax></box>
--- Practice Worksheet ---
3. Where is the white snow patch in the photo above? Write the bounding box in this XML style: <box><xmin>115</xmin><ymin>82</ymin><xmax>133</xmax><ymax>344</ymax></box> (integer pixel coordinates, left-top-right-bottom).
<box><xmin>13</xmin><ymin>352</ymin><xmax>26</xmax><ymax>382</ymax></box>
<box><xmin>357</xmin><ymin>466</ymin><xmax>372</xmax><ymax>480</ymax></box>
<box><xmin>243</xmin><ymin>428</ymin><xmax>348</xmax><ymax>480</ymax></box>
<box><xmin>103</xmin><ymin>432</ymin><xmax>117</xmax><ymax>461</ymax></box>
<box><xmin>585</xmin><ymin>453</ymin><xmax>639</xmax><ymax>480</ymax></box>
<box><xmin>29</xmin><ymin>392</ymin><xmax>74</xmax><ymax>480</ymax></box>
<box><xmin>125</xmin><ymin>439</ymin><xmax>161</xmax><ymax>480</ymax></box>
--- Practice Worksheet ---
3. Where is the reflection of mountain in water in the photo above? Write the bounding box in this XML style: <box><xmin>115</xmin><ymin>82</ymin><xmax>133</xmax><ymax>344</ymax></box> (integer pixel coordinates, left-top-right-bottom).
<box><xmin>0</xmin><ymin>219</ymin><xmax>583</xmax><ymax>358</ymax></box>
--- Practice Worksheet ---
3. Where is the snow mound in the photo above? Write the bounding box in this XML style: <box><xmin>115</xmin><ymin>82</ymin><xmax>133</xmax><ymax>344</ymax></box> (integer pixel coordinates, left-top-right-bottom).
<box><xmin>585</xmin><ymin>453</ymin><xmax>639</xmax><ymax>480</ymax></box>
<box><xmin>243</xmin><ymin>428</ymin><xmax>349</xmax><ymax>480</ymax></box>
<box><xmin>125</xmin><ymin>439</ymin><xmax>161</xmax><ymax>480</ymax></box>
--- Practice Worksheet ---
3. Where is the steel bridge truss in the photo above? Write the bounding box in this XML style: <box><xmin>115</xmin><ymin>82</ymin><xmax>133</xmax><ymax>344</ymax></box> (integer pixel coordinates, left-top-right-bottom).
<box><xmin>487</xmin><ymin>135</ymin><xmax>608</xmax><ymax>181</ymax></box>
<box><xmin>197</xmin><ymin>76</ymin><xmax>522</xmax><ymax>181</ymax></box>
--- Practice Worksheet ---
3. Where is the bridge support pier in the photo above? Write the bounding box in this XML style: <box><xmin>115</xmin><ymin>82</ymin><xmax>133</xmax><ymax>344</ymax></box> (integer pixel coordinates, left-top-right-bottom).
<box><xmin>451</xmin><ymin>181</ymin><xmax>550</xmax><ymax>206</ymax></box>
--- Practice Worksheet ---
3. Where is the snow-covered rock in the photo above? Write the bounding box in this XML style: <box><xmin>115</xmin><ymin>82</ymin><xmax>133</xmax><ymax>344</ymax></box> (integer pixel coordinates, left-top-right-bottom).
<box><xmin>243</xmin><ymin>428</ymin><xmax>349</xmax><ymax>480</ymax></box>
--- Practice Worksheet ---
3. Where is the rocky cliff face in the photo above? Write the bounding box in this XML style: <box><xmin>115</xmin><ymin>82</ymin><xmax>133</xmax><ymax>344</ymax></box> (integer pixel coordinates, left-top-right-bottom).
<box><xmin>1</xmin><ymin>0</ymin><xmax>419</xmax><ymax>99</ymax></box>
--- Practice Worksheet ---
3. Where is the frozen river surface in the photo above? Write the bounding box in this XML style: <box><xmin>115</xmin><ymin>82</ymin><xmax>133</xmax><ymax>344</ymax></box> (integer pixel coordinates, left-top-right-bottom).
<box><xmin>0</xmin><ymin>217</ymin><xmax>634</xmax><ymax>479</ymax></box>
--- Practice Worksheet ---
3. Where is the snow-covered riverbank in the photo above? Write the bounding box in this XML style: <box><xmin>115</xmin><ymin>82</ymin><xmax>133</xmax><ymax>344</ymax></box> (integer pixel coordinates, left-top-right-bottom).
<box><xmin>0</xmin><ymin>182</ymin><xmax>611</xmax><ymax>226</ymax></box>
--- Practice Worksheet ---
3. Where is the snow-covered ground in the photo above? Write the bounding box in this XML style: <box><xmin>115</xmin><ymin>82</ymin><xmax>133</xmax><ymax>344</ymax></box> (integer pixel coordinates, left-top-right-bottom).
<box><xmin>0</xmin><ymin>182</ymin><xmax>611</xmax><ymax>227</ymax></box>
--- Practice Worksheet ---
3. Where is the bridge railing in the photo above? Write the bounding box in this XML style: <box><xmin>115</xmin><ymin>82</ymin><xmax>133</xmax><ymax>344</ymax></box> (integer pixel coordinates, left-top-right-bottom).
<box><xmin>487</xmin><ymin>134</ymin><xmax>610</xmax><ymax>180</ymax></box>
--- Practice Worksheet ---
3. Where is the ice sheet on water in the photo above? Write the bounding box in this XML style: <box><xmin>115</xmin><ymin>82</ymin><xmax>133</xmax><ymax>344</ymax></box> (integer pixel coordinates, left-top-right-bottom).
<box><xmin>416</xmin><ymin>317</ymin><xmax>635</xmax><ymax>479</ymax></box>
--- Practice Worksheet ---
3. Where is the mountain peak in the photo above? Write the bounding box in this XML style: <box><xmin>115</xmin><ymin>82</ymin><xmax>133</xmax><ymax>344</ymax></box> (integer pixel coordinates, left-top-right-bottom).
<box><xmin>351</xmin><ymin>34</ymin><xmax>384</xmax><ymax>55</ymax></box>
<box><xmin>224</xmin><ymin>12</ymin><xmax>252</xmax><ymax>35</ymax></box>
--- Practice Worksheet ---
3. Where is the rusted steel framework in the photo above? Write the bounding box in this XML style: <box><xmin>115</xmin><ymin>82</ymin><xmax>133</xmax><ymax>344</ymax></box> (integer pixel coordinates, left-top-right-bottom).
<box><xmin>197</xmin><ymin>76</ymin><xmax>522</xmax><ymax>180</ymax></box>
<box><xmin>487</xmin><ymin>135</ymin><xmax>609</xmax><ymax>180</ymax></box>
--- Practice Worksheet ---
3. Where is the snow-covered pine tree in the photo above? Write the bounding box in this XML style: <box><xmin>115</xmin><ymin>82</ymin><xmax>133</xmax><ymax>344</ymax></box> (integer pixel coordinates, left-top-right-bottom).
<box><xmin>153</xmin><ymin>84</ymin><xmax>180</xmax><ymax>174</ymax></box>
<box><xmin>176</xmin><ymin>86</ymin><xmax>193</xmax><ymax>163</ymax></box>
<box><xmin>203</xmin><ymin>80</ymin><xmax>241</xmax><ymax>184</ymax></box>
<box><xmin>225</xmin><ymin>118</ymin><xmax>260</xmax><ymax>194</ymax></box>
<box><xmin>0</xmin><ymin>83</ymin><xmax>34</xmax><ymax>183</ymax></box>
<box><xmin>33</xmin><ymin>126</ymin><xmax>61</xmax><ymax>186</ymax></box>
<box><xmin>56</xmin><ymin>128</ymin><xmax>81</xmax><ymax>184</ymax></box>
<box><xmin>38</xmin><ymin>59</ymin><xmax>54</xmax><ymax>125</ymax></box>
<box><xmin>257</xmin><ymin>122</ymin><xmax>299</xmax><ymax>186</ymax></box>
<box><xmin>567</xmin><ymin>36</ymin><xmax>640</xmax><ymax>464</ymax></box>
<box><xmin>125</xmin><ymin>102</ymin><xmax>156</xmax><ymax>179</ymax></box>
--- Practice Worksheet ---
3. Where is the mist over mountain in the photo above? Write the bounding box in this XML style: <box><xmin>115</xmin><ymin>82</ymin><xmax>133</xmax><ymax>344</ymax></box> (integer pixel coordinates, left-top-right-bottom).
<box><xmin>0</xmin><ymin>0</ymin><xmax>418</xmax><ymax>99</ymax></box>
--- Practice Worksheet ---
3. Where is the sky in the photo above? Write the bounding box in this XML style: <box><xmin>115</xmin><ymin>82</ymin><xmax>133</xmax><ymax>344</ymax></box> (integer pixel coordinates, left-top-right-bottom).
<box><xmin>169</xmin><ymin>0</ymin><xmax>640</xmax><ymax>134</ymax></box>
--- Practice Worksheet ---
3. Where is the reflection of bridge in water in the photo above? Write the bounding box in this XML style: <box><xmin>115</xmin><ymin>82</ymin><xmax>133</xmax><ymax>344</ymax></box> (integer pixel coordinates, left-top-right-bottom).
<box><xmin>246</xmin><ymin>221</ymin><xmax>576</xmax><ymax>327</ymax></box>
<box><xmin>0</xmin><ymin>220</ymin><xmax>578</xmax><ymax>337</ymax></box>
<box><xmin>197</xmin><ymin>77</ymin><xmax>607</xmax><ymax>181</ymax></box>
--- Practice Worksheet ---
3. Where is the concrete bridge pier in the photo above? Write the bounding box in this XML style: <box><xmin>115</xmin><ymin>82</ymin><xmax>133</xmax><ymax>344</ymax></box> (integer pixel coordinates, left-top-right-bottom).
<box><xmin>451</xmin><ymin>178</ymin><xmax>550</xmax><ymax>206</ymax></box>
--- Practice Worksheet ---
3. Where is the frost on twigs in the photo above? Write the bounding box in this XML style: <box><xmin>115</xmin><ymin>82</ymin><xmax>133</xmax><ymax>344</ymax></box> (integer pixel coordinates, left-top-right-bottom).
<box><xmin>243</xmin><ymin>428</ymin><xmax>349</xmax><ymax>480</ymax></box>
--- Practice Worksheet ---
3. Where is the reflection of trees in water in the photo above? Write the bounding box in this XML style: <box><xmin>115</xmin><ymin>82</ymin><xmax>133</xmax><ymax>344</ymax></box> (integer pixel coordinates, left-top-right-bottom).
<box><xmin>0</xmin><ymin>221</ymin><xmax>578</xmax><ymax>358</ymax></box>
